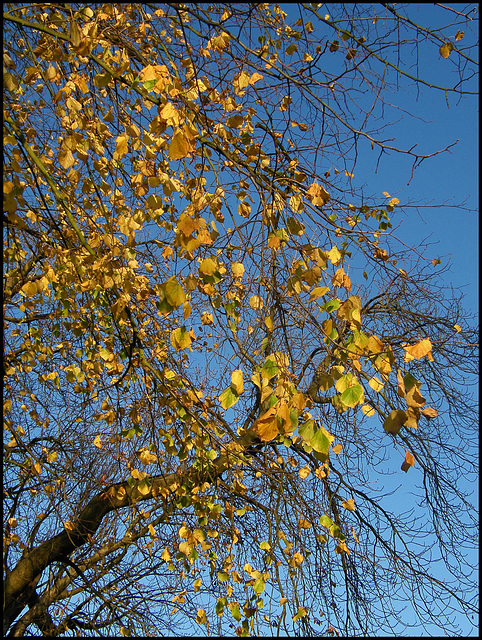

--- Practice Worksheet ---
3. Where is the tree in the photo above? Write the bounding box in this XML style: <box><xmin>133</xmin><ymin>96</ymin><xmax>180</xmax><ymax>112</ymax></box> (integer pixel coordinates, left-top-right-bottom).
<box><xmin>3</xmin><ymin>3</ymin><xmax>478</xmax><ymax>636</ymax></box>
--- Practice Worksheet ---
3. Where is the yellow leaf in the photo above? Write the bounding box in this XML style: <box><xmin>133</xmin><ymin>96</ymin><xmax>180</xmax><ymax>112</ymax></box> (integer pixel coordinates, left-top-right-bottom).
<box><xmin>396</xmin><ymin>369</ymin><xmax>406</xmax><ymax>398</ymax></box>
<box><xmin>161</xmin><ymin>547</ymin><xmax>171</xmax><ymax>562</ymax></box>
<box><xmin>199</xmin><ymin>258</ymin><xmax>217</xmax><ymax>276</ymax></box>
<box><xmin>254</xmin><ymin>406</ymin><xmax>279</xmax><ymax>442</ymax></box>
<box><xmin>21</xmin><ymin>281</ymin><xmax>38</xmax><ymax>297</ymax></box>
<box><xmin>169</xmin><ymin>130</ymin><xmax>190</xmax><ymax>160</ymax></box>
<box><xmin>404</xmin><ymin>406</ymin><xmax>419</xmax><ymax>429</ymax></box>
<box><xmin>310</xmin><ymin>286</ymin><xmax>329</xmax><ymax>300</ymax></box>
<box><xmin>327</xmin><ymin>245</ymin><xmax>341</xmax><ymax>265</ymax></box>
<box><xmin>439</xmin><ymin>42</ymin><xmax>454</xmax><ymax>58</ymax></box>
<box><xmin>160</xmin><ymin>101</ymin><xmax>181</xmax><ymax>126</ymax></box>
<box><xmin>249</xmin><ymin>295</ymin><xmax>264</xmax><ymax>310</ymax></box>
<box><xmin>332</xmin><ymin>443</ymin><xmax>343</xmax><ymax>454</ymax></box>
<box><xmin>454</xmin><ymin>324</ymin><xmax>461</xmax><ymax>332</ymax></box>
<box><xmin>231</xmin><ymin>369</ymin><xmax>244</xmax><ymax>395</ymax></box>
<box><xmin>351</xmin><ymin>527</ymin><xmax>359</xmax><ymax>543</ymax></box>
<box><xmin>196</xmin><ymin>609</ymin><xmax>207</xmax><ymax>624</ymax></box>
<box><xmin>115</xmin><ymin>134</ymin><xmax>129</xmax><ymax>159</ymax></box>
<box><xmin>148</xmin><ymin>523</ymin><xmax>157</xmax><ymax>538</ymax></box>
<box><xmin>403</xmin><ymin>338</ymin><xmax>432</xmax><ymax>360</ymax></box>
<box><xmin>179</xmin><ymin>540</ymin><xmax>192</xmax><ymax>556</ymax></box>
<box><xmin>406</xmin><ymin>385</ymin><xmax>425</xmax><ymax>408</ymax></box>
<box><xmin>201</xmin><ymin>312</ymin><xmax>214</xmax><ymax>325</ymax></box>
<box><xmin>298</xmin><ymin>465</ymin><xmax>311</xmax><ymax>479</ymax></box>
<box><xmin>93</xmin><ymin>435</ymin><xmax>102</xmax><ymax>449</ymax></box>
<box><xmin>342</xmin><ymin>498</ymin><xmax>356</xmax><ymax>511</ymax></box>
<box><xmin>231</xmin><ymin>262</ymin><xmax>245</xmax><ymax>278</ymax></box>
<box><xmin>455</xmin><ymin>30</ymin><xmax>464</xmax><ymax>42</ymax></box>
<box><xmin>170</xmin><ymin>327</ymin><xmax>192</xmax><ymax>351</ymax></box>
<box><xmin>280</xmin><ymin>597</ymin><xmax>289</xmax><ymax>605</ymax></box>
<box><xmin>368</xmin><ymin>376</ymin><xmax>384</xmax><ymax>392</ymax></box>
<box><xmin>59</xmin><ymin>148</ymin><xmax>75</xmax><ymax>169</ymax></box>
<box><xmin>298</xmin><ymin>517</ymin><xmax>311</xmax><ymax>528</ymax></box>
<box><xmin>64</xmin><ymin>520</ymin><xmax>75</xmax><ymax>531</ymax></box>
<box><xmin>249</xmin><ymin>72</ymin><xmax>263</xmax><ymax>85</ymax></box>
<box><xmin>307</xmin><ymin>182</ymin><xmax>330</xmax><ymax>206</ymax></box>
<box><xmin>335</xmin><ymin>541</ymin><xmax>350</xmax><ymax>554</ymax></box>
<box><xmin>238</xmin><ymin>201</ymin><xmax>251</xmax><ymax>217</ymax></box>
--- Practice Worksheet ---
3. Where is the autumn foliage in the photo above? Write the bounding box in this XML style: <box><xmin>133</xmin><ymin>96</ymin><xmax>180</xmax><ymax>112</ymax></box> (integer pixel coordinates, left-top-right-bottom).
<box><xmin>3</xmin><ymin>3</ymin><xmax>478</xmax><ymax>637</ymax></box>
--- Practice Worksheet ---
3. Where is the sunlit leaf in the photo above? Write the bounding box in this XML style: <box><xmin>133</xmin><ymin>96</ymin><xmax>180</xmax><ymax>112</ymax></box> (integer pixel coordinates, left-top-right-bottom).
<box><xmin>169</xmin><ymin>130</ymin><xmax>191</xmax><ymax>160</ymax></box>
<box><xmin>230</xmin><ymin>369</ymin><xmax>244</xmax><ymax>395</ymax></box>
<box><xmin>170</xmin><ymin>327</ymin><xmax>192</xmax><ymax>351</ymax></box>
<box><xmin>342</xmin><ymin>498</ymin><xmax>356</xmax><ymax>511</ymax></box>
<box><xmin>401</xmin><ymin>450</ymin><xmax>415</xmax><ymax>472</ymax></box>
<box><xmin>219</xmin><ymin>387</ymin><xmax>239</xmax><ymax>409</ymax></box>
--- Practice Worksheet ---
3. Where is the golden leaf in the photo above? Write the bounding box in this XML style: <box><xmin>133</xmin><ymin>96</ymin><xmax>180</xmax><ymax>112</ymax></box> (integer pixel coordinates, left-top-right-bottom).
<box><xmin>342</xmin><ymin>498</ymin><xmax>356</xmax><ymax>511</ymax></box>
<box><xmin>249</xmin><ymin>72</ymin><xmax>263</xmax><ymax>85</ymax></box>
<box><xmin>254</xmin><ymin>406</ymin><xmax>279</xmax><ymax>442</ymax></box>
<box><xmin>199</xmin><ymin>258</ymin><xmax>217</xmax><ymax>276</ymax></box>
<box><xmin>298</xmin><ymin>517</ymin><xmax>312</xmax><ymax>528</ymax></box>
<box><xmin>115</xmin><ymin>134</ymin><xmax>129</xmax><ymax>159</ymax></box>
<box><xmin>420</xmin><ymin>407</ymin><xmax>438</xmax><ymax>419</ymax></box>
<box><xmin>249</xmin><ymin>295</ymin><xmax>264</xmax><ymax>310</ymax></box>
<box><xmin>169</xmin><ymin>130</ymin><xmax>190</xmax><ymax>160</ymax></box>
<box><xmin>439</xmin><ymin>42</ymin><xmax>454</xmax><ymax>58</ymax></box>
<box><xmin>403</xmin><ymin>338</ymin><xmax>432</xmax><ymax>360</ymax></box>
<box><xmin>332</xmin><ymin>443</ymin><xmax>343</xmax><ymax>454</ymax></box>
<box><xmin>231</xmin><ymin>369</ymin><xmax>244</xmax><ymax>395</ymax></box>
<box><xmin>231</xmin><ymin>262</ymin><xmax>245</xmax><ymax>278</ymax></box>
<box><xmin>368</xmin><ymin>376</ymin><xmax>384</xmax><ymax>392</ymax></box>
<box><xmin>298</xmin><ymin>465</ymin><xmax>311</xmax><ymax>479</ymax></box>
<box><xmin>307</xmin><ymin>182</ymin><xmax>330</xmax><ymax>206</ymax></box>
<box><xmin>93</xmin><ymin>435</ymin><xmax>102</xmax><ymax>449</ymax></box>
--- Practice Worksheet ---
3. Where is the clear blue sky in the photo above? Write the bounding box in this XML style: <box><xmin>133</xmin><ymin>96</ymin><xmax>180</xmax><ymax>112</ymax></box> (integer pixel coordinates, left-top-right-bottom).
<box><xmin>281</xmin><ymin>3</ymin><xmax>479</xmax><ymax>636</ymax></box>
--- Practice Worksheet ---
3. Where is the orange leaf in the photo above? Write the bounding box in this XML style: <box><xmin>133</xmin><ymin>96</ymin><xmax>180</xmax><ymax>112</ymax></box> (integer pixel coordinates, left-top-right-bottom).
<box><xmin>254</xmin><ymin>406</ymin><xmax>279</xmax><ymax>442</ymax></box>
<box><xmin>401</xmin><ymin>450</ymin><xmax>415</xmax><ymax>473</ymax></box>
<box><xmin>420</xmin><ymin>407</ymin><xmax>438</xmax><ymax>419</ymax></box>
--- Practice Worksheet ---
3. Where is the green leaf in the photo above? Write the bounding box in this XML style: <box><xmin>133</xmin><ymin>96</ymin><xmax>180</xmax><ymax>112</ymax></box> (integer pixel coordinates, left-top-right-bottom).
<box><xmin>143</xmin><ymin>79</ymin><xmax>158</xmax><ymax>91</ymax></box>
<box><xmin>229</xmin><ymin>602</ymin><xmax>242</xmax><ymax>621</ymax></box>
<box><xmin>340</xmin><ymin>384</ymin><xmax>364</xmax><ymax>407</ymax></box>
<box><xmin>219</xmin><ymin>387</ymin><xmax>239</xmax><ymax>409</ymax></box>
<box><xmin>319</xmin><ymin>515</ymin><xmax>334</xmax><ymax>529</ymax></box>
<box><xmin>253</xmin><ymin>575</ymin><xmax>265</xmax><ymax>594</ymax></box>
<box><xmin>310</xmin><ymin>424</ymin><xmax>334</xmax><ymax>455</ymax></box>
<box><xmin>321</xmin><ymin>299</ymin><xmax>341</xmax><ymax>313</ymax></box>
<box><xmin>164</xmin><ymin>278</ymin><xmax>186</xmax><ymax>308</ymax></box>
<box><xmin>170</xmin><ymin>326</ymin><xmax>192</xmax><ymax>351</ymax></box>
<box><xmin>261</xmin><ymin>357</ymin><xmax>279</xmax><ymax>380</ymax></box>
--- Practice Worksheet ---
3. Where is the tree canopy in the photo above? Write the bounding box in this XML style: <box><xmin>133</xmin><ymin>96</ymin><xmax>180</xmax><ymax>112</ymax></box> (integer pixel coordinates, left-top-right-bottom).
<box><xmin>3</xmin><ymin>3</ymin><xmax>478</xmax><ymax>637</ymax></box>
